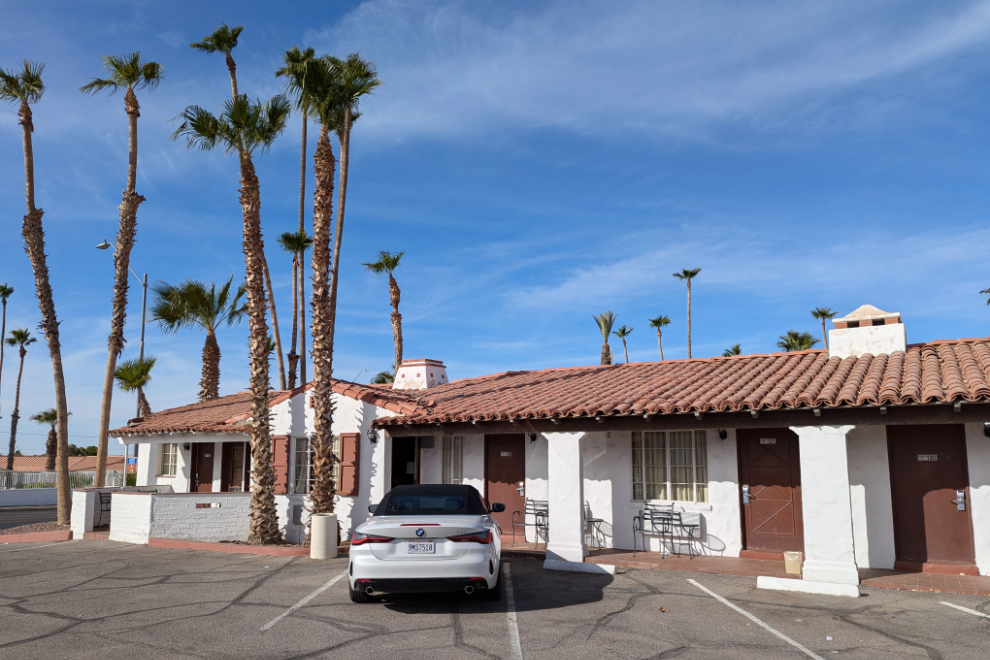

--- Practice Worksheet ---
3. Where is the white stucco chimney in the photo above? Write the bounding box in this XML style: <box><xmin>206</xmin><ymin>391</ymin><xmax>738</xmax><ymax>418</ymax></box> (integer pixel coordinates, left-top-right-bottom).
<box><xmin>827</xmin><ymin>304</ymin><xmax>906</xmax><ymax>359</ymax></box>
<box><xmin>392</xmin><ymin>359</ymin><xmax>449</xmax><ymax>390</ymax></box>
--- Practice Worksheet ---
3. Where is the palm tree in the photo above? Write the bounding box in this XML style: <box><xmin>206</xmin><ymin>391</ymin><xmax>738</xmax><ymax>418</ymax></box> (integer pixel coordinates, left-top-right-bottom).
<box><xmin>613</xmin><ymin>325</ymin><xmax>634</xmax><ymax>364</ymax></box>
<box><xmin>173</xmin><ymin>92</ymin><xmax>289</xmax><ymax>546</ymax></box>
<box><xmin>150</xmin><ymin>277</ymin><xmax>246</xmax><ymax>400</ymax></box>
<box><xmin>722</xmin><ymin>344</ymin><xmax>742</xmax><ymax>357</ymax></box>
<box><xmin>811</xmin><ymin>307</ymin><xmax>838</xmax><ymax>350</ymax></box>
<box><xmin>648</xmin><ymin>314</ymin><xmax>671</xmax><ymax>361</ymax></box>
<box><xmin>777</xmin><ymin>330</ymin><xmax>820</xmax><ymax>352</ymax></box>
<box><xmin>372</xmin><ymin>367</ymin><xmax>395</xmax><ymax>384</ymax></box>
<box><xmin>5</xmin><ymin>329</ymin><xmax>35</xmax><ymax>471</ymax></box>
<box><xmin>325</xmin><ymin>54</ymin><xmax>381</xmax><ymax>350</ymax></box>
<box><xmin>593</xmin><ymin>312</ymin><xmax>617</xmax><ymax>365</ymax></box>
<box><xmin>2</xmin><ymin>61</ymin><xmax>71</xmax><ymax>525</ymax></box>
<box><xmin>81</xmin><ymin>52</ymin><xmax>164</xmax><ymax>488</ymax></box>
<box><xmin>115</xmin><ymin>356</ymin><xmax>156</xmax><ymax>417</ymax></box>
<box><xmin>673</xmin><ymin>268</ymin><xmax>701</xmax><ymax>359</ymax></box>
<box><xmin>192</xmin><ymin>24</ymin><xmax>286</xmax><ymax>391</ymax></box>
<box><xmin>29</xmin><ymin>408</ymin><xmax>67</xmax><ymax>471</ymax></box>
<box><xmin>276</xmin><ymin>47</ymin><xmax>317</xmax><ymax>386</ymax></box>
<box><xmin>363</xmin><ymin>251</ymin><xmax>405</xmax><ymax>373</ymax></box>
<box><xmin>277</xmin><ymin>230</ymin><xmax>312</xmax><ymax>389</ymax></box>
<box><xmin>0</xmin><ymin>284</ymin><xmax>12</xmax><ymax>403</ymax></box>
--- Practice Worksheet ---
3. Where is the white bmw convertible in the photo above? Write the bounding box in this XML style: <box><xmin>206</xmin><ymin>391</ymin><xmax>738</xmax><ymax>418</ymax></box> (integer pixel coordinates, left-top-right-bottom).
<box><xmin>348</xmin><ymin>484</ymin><xmax>505</xmax><ymax>602</ymax></box>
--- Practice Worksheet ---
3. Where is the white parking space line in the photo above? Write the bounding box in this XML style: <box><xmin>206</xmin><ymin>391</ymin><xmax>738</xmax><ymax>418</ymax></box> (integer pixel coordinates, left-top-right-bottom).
<box><xmin>504</xmin><ymin>563</ymin><xmax>523</xmax><ymax>660</ymax></box>
<box><xmin>0</xmin><ymin>541</ymin><xmax>74</xmax><ymax>553</ymax></box>
<box><xmin>261</xmin><ymin>570</ymin><xmax>347</xmax><ymax>631</ymax></box>
<box><xmin>688</xmin><ymin>579</ymin><xmax>825</xmax><ymax>660</ymax></box>
<box><xmin>940</xmin><ymin>601</ymin><xmax>990</xmax><ymax>618</ymax></box>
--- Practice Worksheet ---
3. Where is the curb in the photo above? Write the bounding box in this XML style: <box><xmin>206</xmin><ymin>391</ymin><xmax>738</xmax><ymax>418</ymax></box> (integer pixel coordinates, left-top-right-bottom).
<box><xmin>0</xmin><ymin>530</ymin><xmax>73</xmax><ymax>544</ymax></box>
<box><xmin>148</xmin><ymin>538</ymin><xmax>350</xmax><ymax>557</ymax></box>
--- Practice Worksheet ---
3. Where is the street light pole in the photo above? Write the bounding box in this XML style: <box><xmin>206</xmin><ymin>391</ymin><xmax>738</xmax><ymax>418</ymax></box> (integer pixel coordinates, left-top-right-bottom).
<box><xmin>97</xmin><ymin>239</ymin><xmax>148</xmax><ymax>485</ymax></box>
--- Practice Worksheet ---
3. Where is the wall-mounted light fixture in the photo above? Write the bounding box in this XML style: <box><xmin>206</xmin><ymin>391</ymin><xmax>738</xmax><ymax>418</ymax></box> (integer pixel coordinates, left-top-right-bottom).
<box><xmin>528</xmin><ymin>433</ymin><xmax>537</xmax><ymax>443</ymax></box>
<box><xmin>367</xmin><ymin>427</ymin><xmax>378</xmax><ymax>444</ymax></box>
<box><xmin>983</xmin><ymin>422</ymin><xmax>990</xmax><ymax>438</ymax></box>
<box><xmin>182</xmin><ymin>443</ymin><xmax>191</xmax><ymax>451</ymax></box>
<box><xmin>717</xmin><ymin>429</ymin><xmax>727</xmax><ymax>441</ymax></box>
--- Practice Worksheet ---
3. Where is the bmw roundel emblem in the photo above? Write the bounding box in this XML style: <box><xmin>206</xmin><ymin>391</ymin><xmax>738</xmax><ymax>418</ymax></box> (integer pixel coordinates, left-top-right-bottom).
<box><xmin>416</xmin><ymin>528</ymin><xmax>426</xmax><ymax>537</ymax></box>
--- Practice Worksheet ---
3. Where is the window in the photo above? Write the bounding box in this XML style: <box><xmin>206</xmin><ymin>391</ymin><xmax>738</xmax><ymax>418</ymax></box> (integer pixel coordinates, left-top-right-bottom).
<box><xmin>293</xmin><ymin>435</ymin><xmax>340</xmax><ymax>494</ymax></box>
<box><xmin>159</xmin><ymin>443</ymin><xmax>177</xmax><ymax>477</ymax></box>
<box><xmin>442</xmin><ymin>435</ymin><xmax>463</xmax><ymax>485</ymax></box>
<box><xmin>631</xmin><ymin>430</ymin><xmax>708</xmax><ymax>502</ymax></box>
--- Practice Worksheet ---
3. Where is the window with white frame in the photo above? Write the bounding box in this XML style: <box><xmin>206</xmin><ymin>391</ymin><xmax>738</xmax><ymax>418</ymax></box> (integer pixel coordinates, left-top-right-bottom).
<box><xmin>293</xmin><ymin>435</ymin><xmax>340</xmax><ymax>494</ymax></box>
<box><xmin>159</xmin><ymin>443</ymin><xmax>178</xmax><ymax>477</ymax></box>
<box><xmin>442</xmin><ymin>435</ymin><xmax>463</xmax><ymax>484</ymax></box>
<box><xmin>631</xmin><ymin>430</ymin><xmax>708</xmax><ymax>502</ymax></box>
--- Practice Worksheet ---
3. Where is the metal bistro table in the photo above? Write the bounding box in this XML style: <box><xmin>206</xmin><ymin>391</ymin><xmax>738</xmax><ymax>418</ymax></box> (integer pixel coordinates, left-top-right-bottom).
<box><xmin>634</xmin><ymin>506</ymin><xmax>702</xmax><ymax>557</ymax></box>
<box><xmin>585</xmin><ymin>516</ymin><xmax>608</xmax><ymax>549</ymax></box>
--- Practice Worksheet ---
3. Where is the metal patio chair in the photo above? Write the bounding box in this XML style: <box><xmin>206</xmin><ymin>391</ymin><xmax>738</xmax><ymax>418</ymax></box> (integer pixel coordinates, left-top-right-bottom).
<box><xmin>511</xmin><ymin>498</ymin><xmax>549</xmax><ymax>548</ymax></box>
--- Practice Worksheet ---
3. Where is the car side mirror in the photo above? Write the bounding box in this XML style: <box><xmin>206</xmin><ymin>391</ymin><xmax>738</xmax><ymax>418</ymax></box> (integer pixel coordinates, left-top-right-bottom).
<box><xmin>368</xmin><ymin>504</ymin><xmax>378</xmax><ymax>514</ymax></box>
<box><xmin>491</xmin><ymin>503</ymin><xmax>505</xmax><ymax>513</ymax></box>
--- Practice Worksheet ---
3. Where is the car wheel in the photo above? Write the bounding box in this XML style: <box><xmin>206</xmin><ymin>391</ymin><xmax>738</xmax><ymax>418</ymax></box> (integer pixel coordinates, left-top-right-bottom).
<box><xmin>480</xmin><ymin>565</ymin><xmax>503</xmax><ymax>602</ymax></box>
<box><xmin>349</xmin><ymin>584</ymin><xmax>374</xmax><ymax>603</ymax></box>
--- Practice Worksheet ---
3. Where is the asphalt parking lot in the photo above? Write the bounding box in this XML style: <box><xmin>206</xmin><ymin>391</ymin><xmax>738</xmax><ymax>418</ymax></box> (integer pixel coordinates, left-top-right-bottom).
<box><xmin>1</xmin><ymin>541</ymin><xmax>988</xmax><ymax>659</ymax></box>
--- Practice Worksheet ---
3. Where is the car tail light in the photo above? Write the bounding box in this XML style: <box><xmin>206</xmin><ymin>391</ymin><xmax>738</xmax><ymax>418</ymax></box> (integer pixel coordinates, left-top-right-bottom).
<box><xmin>447</xmin><ymin>530</ymin><xmax>493</xmax><ymax>544</ymax></box>
<box><xmin>352</xmin><ymin>531</ymin><xmax>393</xmax><ymax>545</ymax></box>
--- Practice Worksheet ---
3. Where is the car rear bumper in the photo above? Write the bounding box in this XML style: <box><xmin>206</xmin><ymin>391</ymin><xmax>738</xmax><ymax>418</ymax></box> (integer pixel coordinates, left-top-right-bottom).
<box><xmin>353</xmin><ymin>577</ymin><xmax>492</xmax><ymax>594</ymax></box>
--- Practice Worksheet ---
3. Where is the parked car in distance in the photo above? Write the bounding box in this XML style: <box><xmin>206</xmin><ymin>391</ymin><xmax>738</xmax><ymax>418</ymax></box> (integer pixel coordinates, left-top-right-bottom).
<box><xmin>348</xmin><ymin>484</ymin><xmax>505</xmax><ymax>602</ymax></box>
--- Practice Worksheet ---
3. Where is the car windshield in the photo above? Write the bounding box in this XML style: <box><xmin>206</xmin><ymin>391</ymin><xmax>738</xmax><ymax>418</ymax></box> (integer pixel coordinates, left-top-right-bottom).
<box><xmin>375</xmin><ymin>486</ymin><xmax>489</xmax><ymax>515</ymax></box>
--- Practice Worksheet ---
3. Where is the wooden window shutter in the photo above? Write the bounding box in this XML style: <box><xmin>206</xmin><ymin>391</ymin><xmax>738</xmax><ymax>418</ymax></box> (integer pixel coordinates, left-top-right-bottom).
<box><xmin>272</xmin><ymin>435</ymin><xmax>290</xmax><ymax>495</ymax></box>
<box><xmin>338</xmin><ymin>432</ymin><xmax>361</xmax><ymax>497</ymax></box>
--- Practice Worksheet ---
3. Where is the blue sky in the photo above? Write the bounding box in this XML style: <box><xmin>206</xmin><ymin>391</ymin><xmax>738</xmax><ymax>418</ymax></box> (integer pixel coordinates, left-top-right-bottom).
<box><xmin>2</xmin><ymin>0</ymin><xmax>990</xmax><ymax>454</ymax></box>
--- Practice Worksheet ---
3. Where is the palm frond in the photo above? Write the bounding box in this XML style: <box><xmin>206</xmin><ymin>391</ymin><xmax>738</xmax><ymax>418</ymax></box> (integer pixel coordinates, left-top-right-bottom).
<box><xmin>0</xmin><ymin>283</ymin><xmax>13</xmax><ymax>300</ymax></box>
<box><xmin>190</xmin><ymin>23</ymin><xmax>244</xmax><ymax>55</ymax></box>
<box><xmin>4</xmin><ymin>328</ymin><xmax>35</xmax><ymax>347</ymax></box>
<box><xmin>0</xmin><ymin>60</ymin><xmax>45</xmax><ymax>105</ymax></box>
<box><xmin>80</xmin><ymin>52</ymin><xmax>164</xmax><ymax>96</ymax></box>
<box><xmin>115</xmin><ymin>356</ymin><xmax>156</xmax><ymax>392</ymax></box>
<box><xmin>672</xmin><ymin>268</ymin><xmax>702</xmax><ymax>281</ymax></box>
<box><xmin>776</xmin><ymin>330</ymin><xmax>820</xmax><ymax>352</ymax></box>
<box><xmin>722</xmin><ymin>344</ymin><xmax>742</xmax><ymax>357</ymax></box>
<box><xmin>275</xmin><ymin>46</ymin><xmax>317</xmax><ymax>111</ymax></box>
<box><xmin>372</xmin><ymin>368</ymin><xmax>395</xmax><ymax>384</ymax></box>
<box><xmin>811</xmin><ymin>306</ymin><xmax>837</xmax><ymax>320</ymax></box>
<box><xmin>150</xmin><ymin>276</ymin><xmax>246</xmax><ymax>335</ymax></box>
<box><xmin>278</xmin><ymin>230</ymin><xmax>313</xmax><ymax>254</ymax></box>
<box><xmin>613</xmin><ymin>325</ymin><xmax>633</xmax><ymax>339</ymax></box>
<box><xmin>593</xmin><ymin>311</ymin><xmax>617</xmax><ymax>341</ymax></box>
<box><xmin>29</xmin><ymin>407</ymin><xmax>65</xmax><ymax>428</ymax></box>
<box><xmin>648</xmin><ymin>315</ymin><xmax>671</xmax><ymax>329</ymax></box>
<box><xmin>363</xmin><ymin>250</ymin><xmax>404</xmax><ymax>275</ymax></box>
<box><xmin>170</xmin><ymin>104</ymin><xmax>233</xmax><ymax>153</ymax></box>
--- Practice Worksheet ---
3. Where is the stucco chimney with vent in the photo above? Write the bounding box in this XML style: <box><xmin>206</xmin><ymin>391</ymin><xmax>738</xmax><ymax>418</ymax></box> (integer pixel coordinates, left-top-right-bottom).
<box><xmin>393</xmin><ymin>359</ymin><xmax>449</xmax><ymax>390</ymax></box>
<box><xmin>827</xmin><ymin>304</ymin><xmax>906</xmax><ymax>359</ymax></box>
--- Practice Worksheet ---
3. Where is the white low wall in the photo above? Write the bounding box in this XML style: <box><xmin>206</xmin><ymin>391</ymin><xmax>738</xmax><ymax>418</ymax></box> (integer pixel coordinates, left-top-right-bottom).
<box><xmin>0</xmin><ymin>487</ymin><xmax>57</xmax><ymax>506</ymax></box>
<box><xmin>109</xmin><ymin>492</ymin><xmax>250</xmax><ymax>544</ymax></box>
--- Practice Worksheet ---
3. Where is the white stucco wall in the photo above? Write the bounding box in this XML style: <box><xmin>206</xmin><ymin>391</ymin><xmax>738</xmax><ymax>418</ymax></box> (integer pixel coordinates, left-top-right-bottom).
<box><xmin>964</xmin><ymin>423</ymin><xmax>990</xmax><ymax>575</ymax></box>
<box><xmin>828</xmin><ymin>324</ymin><xmax>906</xmax><ymax>359</ymax></box>
<box><xmin>462</xmin><ymin>435</ymin><xmax>485</xmax><ymax>493</ymax></box>
<box><xmin>108</xmin><ymin>492</ymin><xmax>153</xmax><ymax>544</ymax></box>
<box><xmin>275</xmin><ymin>493</ymin><xmax>310</xmax><ymax>544</ymax></box>
<box><xmin>70</xmin><ymin>490</ymin><xmax>96</xmax><ymax>538</ymax></box>
<box><xmin>0</xmin><ymin>487</ymin><xmax>57</xmax><ymax>506</ymax></box>
<box><xmin>846</xmin><ymin>425</ymin><xmax>896</xmax><ymax>569</ymax></box>
<box><xmin>109</xmin><ymin>492</ymin><xmax>253</xmax><ymax>544</ymax></box>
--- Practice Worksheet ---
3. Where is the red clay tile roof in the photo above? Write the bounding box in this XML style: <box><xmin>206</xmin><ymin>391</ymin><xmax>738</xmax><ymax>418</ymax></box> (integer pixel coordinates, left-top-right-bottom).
<box><xmin>109</xmin><ymin>380</ymin><xmax>425</xmax><ymax>436</ymax></box>
<box><xmin>10</xmin><ymin>456</ymin><xmax>126</xmax><ymax>472</ymax></box>
<box><xmin>375</xmin><ymin>339</ymin><xmax>990</xmax><ymax>426</ymax></box>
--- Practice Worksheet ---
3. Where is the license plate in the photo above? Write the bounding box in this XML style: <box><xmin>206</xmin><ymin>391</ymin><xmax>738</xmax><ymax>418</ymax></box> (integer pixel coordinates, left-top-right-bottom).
<box><xmin>406</xmin><ymin>540</ymin><xmax>435</xmax><ymax>554</ymax></box>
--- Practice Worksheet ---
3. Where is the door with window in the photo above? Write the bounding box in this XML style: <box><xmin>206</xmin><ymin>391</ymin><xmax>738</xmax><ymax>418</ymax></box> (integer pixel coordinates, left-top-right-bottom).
<box><xmin>191</xmin><ymin>443</ymin><xmax>215</xmax><ymax>493</ymax></box>
<box><xmin>737</xmin><ymin>428</ymin><xmax>803</xmax><ymax>553</ymax></box>
<box><xmin>220</xmin><ymin>442</ymin><xmax>249</xmax><ymax>492</ymax></box>
<box><xmin>485</xmin><ymin>434</ymin><xmax>525</xmax><ymax>532</ymax></box>
<box><xmin>887</xmin><ymin>424</ymin><xmax>975</xmax><ymax>567</ymax></box>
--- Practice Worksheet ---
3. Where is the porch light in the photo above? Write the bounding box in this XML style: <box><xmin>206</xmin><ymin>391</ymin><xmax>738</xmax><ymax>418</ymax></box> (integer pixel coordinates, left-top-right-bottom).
<box><xmin>367</xmin><ymin>427</ymin><xmax>377</xmax><ymax>444</ymax></box>
<box><xmin>529</xmin><ymin>433</ymin><xmax>537</xmax><ymax>443</ymax></box>
<box><xmin>717</xmin><ymin>429</ymin><xmax>727</xmax><ymax>441</ymax></box>
<box><xmin>983</xmin><ymin>422</ymin><xmax>990</xmax><ymax>438</ymax></box>
<box><xmin>182</xmin><ymin>443</ymin><xmax>191</xmax><ymax>451</ymax></box>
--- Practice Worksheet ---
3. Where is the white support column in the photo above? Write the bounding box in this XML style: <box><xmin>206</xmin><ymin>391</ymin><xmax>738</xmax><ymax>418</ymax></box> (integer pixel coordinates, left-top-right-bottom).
<box><xmin>760</xmin><ymin>425</ymin><xmax>860</xmax><ymax>598</ymax></box>
<box><xmin>544</xmin><ymin>432</ymin><xmax>587</xmax><ymax>567</ymax></box>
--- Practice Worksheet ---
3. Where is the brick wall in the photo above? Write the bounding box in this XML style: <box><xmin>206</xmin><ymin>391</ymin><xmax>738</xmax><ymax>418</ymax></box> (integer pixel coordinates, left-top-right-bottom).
<box><xmin>108</xmin><ymin>493</ymin><xmax>153</xmax><ymax>543</ymax></box>
<box><xmin>148</xmin><ymin>493</ymin><xmax>252</xmax><ymax>543</ymax></box>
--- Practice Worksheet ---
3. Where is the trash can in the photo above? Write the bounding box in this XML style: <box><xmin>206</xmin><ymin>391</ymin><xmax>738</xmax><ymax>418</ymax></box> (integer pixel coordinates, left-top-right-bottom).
<box><xmin>783</xmin><ymin>551</ymin><xmax>803</xmax><ymax>575</ymax></box>
<box><xmin>310</xmin><ymin>512</ymin><xmax>338</xmax><ymax>560</ymax></box>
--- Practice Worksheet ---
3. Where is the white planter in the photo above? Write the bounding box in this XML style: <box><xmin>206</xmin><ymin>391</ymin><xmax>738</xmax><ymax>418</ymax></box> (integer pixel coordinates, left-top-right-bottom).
<box><xmin>310</xmin><ymin>512</ymin><xmax>338</xmax><ymax>560</ymax></box>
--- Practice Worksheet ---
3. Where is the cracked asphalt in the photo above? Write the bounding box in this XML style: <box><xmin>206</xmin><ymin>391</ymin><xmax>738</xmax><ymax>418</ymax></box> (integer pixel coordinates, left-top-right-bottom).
<box><xmin>1</xmin><ymin>540</ymin><xmax>988</xmax><ymax>659</ymax></box>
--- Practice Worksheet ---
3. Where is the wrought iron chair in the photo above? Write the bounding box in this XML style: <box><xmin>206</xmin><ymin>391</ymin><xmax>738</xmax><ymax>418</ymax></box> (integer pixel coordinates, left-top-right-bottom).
<box><xmin>97</xmin><ymin>491</ymin><xmax>113</xmax><ymax>527</ymax></box>
<box><xmin>511</xmin><ymin>499</ymin><xmax>549</xmax><ymax>548</ymax></box>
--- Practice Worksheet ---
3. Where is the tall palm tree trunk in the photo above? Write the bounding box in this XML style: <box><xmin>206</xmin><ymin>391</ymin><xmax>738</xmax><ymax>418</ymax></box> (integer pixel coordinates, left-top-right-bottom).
<box><xmin>6</xmin><ymin>348</ymin><xmax>26</xmax><ymax>471</ymax></box>
<box><xmin>310</xmin><ymin>124</ymin><xmax>338</xmax><ymax>516</ymax></box>
<box><xmin>96</xmin><ymin>87</ymin><xmax>145</xmax><ymax>487</ymax></box>
<box><xmin>298</xmin><ymin>115</ymin><xmax>308</xmax><ymax>386</ymax></box>
<box><xmin>286</xmin><ymin>256</ymin><xmax>299</xmax><ymax>389</ymax></box>
<box><xmin>327</xmin><ymin>108</ymin><xmax>353</xmax><ymax>342</ymax></box>
<box><xmin>45</xmin><ymin>427</ymin><xmax>56</xmax><ymax>470</ymax></box>
<box><xmin>262</xmin><ymin>256</ymin><xmax>286</xmax><ymax>390</ymax></box>
<box><xmin>601</xmin><ymin>343</ymin><xmax>612</xmax><ymax>366</ymax></box>
<box><xmin>0</xmin><ymin>299</ymin><xmax>7</xmax><ymax>401</ymax></box>
<box><xmin>686</xmin><ymin>280</ymin><xmax>693</xmax><ymax>359</ymax></box>
<box><xmin>237</xmin><ymin>154</ymin><xmax>281</xmax><ymax>545</ymax></box>
<box><xmin>622</xmin><ymin>338</ymin><xmax>629</xmax><ymax>364</ymax></box>
<box><xmin>821</xmin><ymin>319</ymin><xmax>828</xmax><ymax>350</ymax></box>
<box><xmin>657</xmin><ymin>331</ymin><xmax>665</xmax><ymax>361</ymax></box>
<box><xmin>138</xmin><ymin>389</ymin><xmax>151</xmax><ymax>417</ymax></box>
<box><xmin>18</xmin><ymin>101</ymin><xmax>71</xmax><ymax>525</ymax></box>
<box><xmin>200</xmin><ymin>330</ymin><xmax>221</xmax><ymax>400</ymax></box>
<box><xmin>388</xmin><ymin>273</ymin><xmax>402</xmax><ymax>373</ymax></box>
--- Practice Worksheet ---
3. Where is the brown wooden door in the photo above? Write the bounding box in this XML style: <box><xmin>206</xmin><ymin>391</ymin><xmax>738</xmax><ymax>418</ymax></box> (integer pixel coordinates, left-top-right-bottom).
<box><xmin>887</xmin><ymin>424</ymin><xmax>975</xmax><ymax>565</ymax></box>
<box><xmin>738</xmin><ymin>428</ymin><xmax>803</xmax><ymax>553</ymax></box>
<box><xmin>485</xmin><ymin>434</ymin><xmax>526</xmax><ymax>532</ymax></box>
<box><xmin>220</xmin><ymin>442</ymin><xmax>247</xmax><ymax>492</ymax></box>
<box><xmin>191</xmin><ymin>443</ymin><xmax>214</xmax><ymax>493</ymax></box>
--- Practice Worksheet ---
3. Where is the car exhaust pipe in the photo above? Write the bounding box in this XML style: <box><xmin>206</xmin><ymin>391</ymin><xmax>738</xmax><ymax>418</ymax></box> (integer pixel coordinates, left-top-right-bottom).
<box><xmin>365</xmin><ymin>587</ymin><xmax>375</xmax><ymax>596</ymax></box>
<box><xmin>464</xmin><ymin>585</ymin><xmax>475</xmax><ymax>595</ymax></box>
